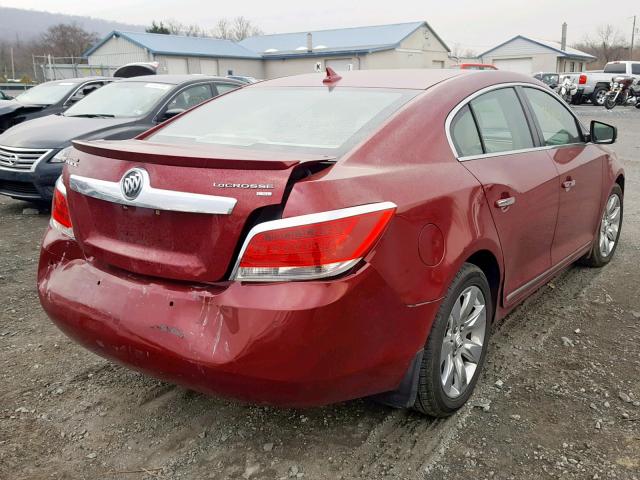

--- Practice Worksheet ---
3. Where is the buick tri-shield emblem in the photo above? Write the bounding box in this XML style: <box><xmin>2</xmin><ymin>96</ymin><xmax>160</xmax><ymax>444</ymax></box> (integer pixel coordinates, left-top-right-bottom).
<box><xmin>120</xmin><ymin>168</ymin><xmax>145</xmax><ymax>200</ymax></box>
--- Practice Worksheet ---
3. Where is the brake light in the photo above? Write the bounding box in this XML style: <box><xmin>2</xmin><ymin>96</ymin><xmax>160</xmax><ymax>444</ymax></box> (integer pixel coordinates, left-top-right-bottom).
<box><xmin>233</xmin><ymin>202</ymin><xmax>396</xmax><ymax>281</ymax></box>
<box><xmin>579</xmin><ymin>74</ymin><xmax>587</xmax><ymax>85</ymax></box>
<box><xmin>51</xmin><ymin>177</ymin><xmax>74</xmax><ymax>238</ymax></box>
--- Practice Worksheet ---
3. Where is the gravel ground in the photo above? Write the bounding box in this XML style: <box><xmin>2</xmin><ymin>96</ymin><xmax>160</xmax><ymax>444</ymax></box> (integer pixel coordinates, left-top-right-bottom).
<box><xmin>1</xmin><ymin>106</ymin><xmax>639</xmax><ymax>480</ymax></box>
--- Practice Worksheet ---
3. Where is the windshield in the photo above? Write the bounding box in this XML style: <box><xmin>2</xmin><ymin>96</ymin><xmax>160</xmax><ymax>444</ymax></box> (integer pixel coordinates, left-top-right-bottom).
<box><xmin>14</xmin><ymin>81</ymin><xmax>79</xmax><ymax>105</ymax></box>
<box><xmin>149</xmin><ymin>87</ymin><xmax>418</xmax><ymax>154</ymax></box>
<box><xmin>65</xmin><ymin>81</ymin><xmax>172</xmax><ymax>118</ymax></box>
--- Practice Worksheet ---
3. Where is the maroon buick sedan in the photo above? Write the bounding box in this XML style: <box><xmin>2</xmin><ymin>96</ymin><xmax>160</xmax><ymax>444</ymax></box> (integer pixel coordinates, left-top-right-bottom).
<box><xmin>38</xmin><ymin>69</ymin><xmax>624</xmax><ymax>417</ymax></box>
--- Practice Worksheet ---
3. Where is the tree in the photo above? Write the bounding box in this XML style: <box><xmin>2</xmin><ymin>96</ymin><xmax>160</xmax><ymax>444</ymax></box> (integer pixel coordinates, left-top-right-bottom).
<box><xmin>146</xmin><ymin>21</ymin><xmax>170</xmax><ymax>34</ymax></box>
<box><xmin>38</xmin><ymin>23</ymin><xmax>98</xmax><ymax>58</ymax></box>
<box><xmin>213</xmin><ymin>17</ymin><xmax>262</xmax><ymax>41</ymax></box>
<box><xmin>574</xmin><ymin>24</ymin><xmax>628</xmax><ymax>68</ymax></box>
<box><xmin>449</xmin><ymin>43</ymin><xmax>478</xmax><ymax>61</ymax></box>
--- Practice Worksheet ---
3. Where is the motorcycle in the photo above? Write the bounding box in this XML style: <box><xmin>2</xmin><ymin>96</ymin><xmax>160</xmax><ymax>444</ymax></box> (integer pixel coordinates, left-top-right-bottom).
<box><xmin>557</xmin><ymin>76</ymin><xmax>578</xmax><ymax>103</ymax></box>
<box><xmin>604</xmin><ymin>76</ymin><xmax>640</xmax><ymax>110</ymax></box>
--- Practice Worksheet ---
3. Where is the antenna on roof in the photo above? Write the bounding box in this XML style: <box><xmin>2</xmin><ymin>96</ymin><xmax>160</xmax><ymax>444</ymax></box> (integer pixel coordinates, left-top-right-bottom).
<box><xmin>323</xmin><ymin>67</ymin><xmax>342</xmax><ymax>84</ymax></box>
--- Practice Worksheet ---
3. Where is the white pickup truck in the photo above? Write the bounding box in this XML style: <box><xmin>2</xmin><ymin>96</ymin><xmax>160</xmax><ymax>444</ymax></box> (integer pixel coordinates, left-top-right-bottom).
<box><xmin>565</xmin><ymin>60</ymin><xmax>640</xmax><ymax>105</ymax></box>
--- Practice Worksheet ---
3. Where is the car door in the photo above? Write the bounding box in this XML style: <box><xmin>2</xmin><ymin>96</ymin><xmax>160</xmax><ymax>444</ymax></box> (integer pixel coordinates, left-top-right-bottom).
<box><xmin>521</xmin><ymin>86</ymin><xmax>603</xmax><ymax>265</ymax></box>
<box><xmin>450</xmin><ymin>87</ymin><xmax>560</xmax><ymax>305</ymax></box>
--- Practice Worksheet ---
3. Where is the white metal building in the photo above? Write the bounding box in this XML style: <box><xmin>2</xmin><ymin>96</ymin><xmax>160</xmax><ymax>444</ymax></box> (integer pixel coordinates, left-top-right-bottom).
<box><xmin>84</xmin><ymin>21</ymin><xmax>451</xmax><ymax>79</ymax></box>
<box><xmin>478</xmin><ymin>35</ymin><xmax>595</xmax><ymax>74</ymax></box>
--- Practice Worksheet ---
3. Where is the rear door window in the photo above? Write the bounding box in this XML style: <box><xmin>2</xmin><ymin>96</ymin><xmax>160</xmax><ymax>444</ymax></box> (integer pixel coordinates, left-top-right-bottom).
<box><xmin>632</xmin><ymin>63</ymin><xmax>640</xmax><ymax>75</ymax></box>
<box><xmin>523</xmin><ymin>87</ymin><xmax>582</xmax><ymax>146</ymax></box>
<box><xmin>450</xmin><ymin>105</ymin><xmax>483</xmax><ymax>157</ymax></box>
<box><xmin>470</xmin><ymin>88</ymin><xmax>534</xmax><ymax>154</ymax></box>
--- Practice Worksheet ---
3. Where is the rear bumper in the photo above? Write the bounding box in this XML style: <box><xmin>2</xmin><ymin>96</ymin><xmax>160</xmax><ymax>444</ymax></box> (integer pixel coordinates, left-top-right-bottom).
<box><xmin>0</xmin><ymin>160</ymin><xmax>62</xmax><ymax>201</ymax></box>
<box><xmin>38</xmin><ymin>228</ymin><xmax>439</xmax><ymax>407</ymax></box>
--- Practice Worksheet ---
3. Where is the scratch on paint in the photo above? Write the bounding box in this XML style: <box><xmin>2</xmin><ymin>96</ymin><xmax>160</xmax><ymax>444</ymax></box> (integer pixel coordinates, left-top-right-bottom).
<box><xmin>151</xmin><ymin>324</ymin><xmax>184</xmax><ymax>338</ymax></box>
<box><xmin>211</xmin><ymin>309</ymin><xmax>224</xmax><ymax>356</ymax></box>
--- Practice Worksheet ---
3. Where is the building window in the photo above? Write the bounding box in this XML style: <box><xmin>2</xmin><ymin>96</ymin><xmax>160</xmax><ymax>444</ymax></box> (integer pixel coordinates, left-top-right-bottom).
<box><xmin>570</xmin><ymin>61</ymin><xmax>575</xmax><ymax>72</ymax></box>
<box><xmin>227</xmin><ymin>69</ymin><xmax>233</xmax><ymax>75</ymax></box>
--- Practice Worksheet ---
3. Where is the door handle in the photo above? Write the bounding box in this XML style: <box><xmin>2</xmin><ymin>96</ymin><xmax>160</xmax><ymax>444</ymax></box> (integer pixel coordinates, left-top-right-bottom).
<box><xmin>495</xmin><ymin>197</ymin><xmax>516</xmax><ymax>210</ymax></box>
<box><xmin>562</xmin><ymin>179</ymin><xmax>576</xmax><ymax>191</ymax></box>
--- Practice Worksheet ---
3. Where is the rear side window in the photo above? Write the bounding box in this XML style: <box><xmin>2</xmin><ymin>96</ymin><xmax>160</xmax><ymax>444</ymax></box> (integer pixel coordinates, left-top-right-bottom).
<box><xmin>523</xmin><ymin>88</ymin><xmax>581</xmax><ymax>146</ymax></box>
<box><xmin>470</xmin><ymin>88</ymin><xmax>534</xmax><ymax>153</ymax></box>
<box><xmin>632</xmin><ymin>63</ymin><xmax>640</xmax><ymax>75</ymax></box>
<box><xmin>450</xmin><ymin>105</ymin><xmax>483</xmax><ymax>157</ymax></box>
<box><xmin>215</xmin><ymin>83</ymin><xmax>241</xmax><ymax>95</ymax></box>
<box><xmin>603</xmin><ymin>63</ymin><xmax>626</xmax><ymax>74</ymax></box>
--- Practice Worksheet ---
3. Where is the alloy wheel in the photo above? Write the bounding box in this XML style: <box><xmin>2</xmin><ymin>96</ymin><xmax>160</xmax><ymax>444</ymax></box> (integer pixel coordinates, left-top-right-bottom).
<box><xmin>595</xmin><ymin>89</ymin><xmax>607</xmax><ymax>105</ymax></box>
<box><xmin>440</xmin><ymin>286</ymin><xmax>487</xmax><ymax>398</ymax></box>
<box><xmin>599</xmin><ymin>193</ymin><xmax>621</xmax><ymax>257</ymax></box>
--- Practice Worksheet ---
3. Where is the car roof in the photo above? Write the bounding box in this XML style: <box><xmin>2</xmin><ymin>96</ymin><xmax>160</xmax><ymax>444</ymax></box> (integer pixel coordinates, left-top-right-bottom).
<box><xmin>45</xmin><ymin>77</ymin><xmax>111</xmax><ymax>84</ymax></box>
<box><xmin>253</xmin><ymin>69</ymin><xmax>537</xmax><ymax>90</ymax></box>
<box><xmin>119</xmin><ymin>74</ymin><xmax>242</xmax><ymax>85</ymax></box>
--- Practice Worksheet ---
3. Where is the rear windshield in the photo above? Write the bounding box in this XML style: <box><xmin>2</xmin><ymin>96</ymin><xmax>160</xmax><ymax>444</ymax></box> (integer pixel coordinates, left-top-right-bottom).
<box><xmin>604</xmin><ymin>63</ymin><xmax>626</xmax><ymax>74</ymax></box>
<box><xmin>149</xmin><ymin>87</ymin><xmax>419</xmax><ymax>154</ymax></box>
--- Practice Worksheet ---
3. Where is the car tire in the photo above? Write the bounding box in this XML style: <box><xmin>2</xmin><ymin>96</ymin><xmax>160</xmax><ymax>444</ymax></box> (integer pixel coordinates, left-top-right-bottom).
<box><xmin>580</xmin><ymin>184</ymin><xmax>623</xmax><ymax>268</ymax></box>
<box><xmin>592</xmin><ymin>86</ymin><xmax>608</xmax><ymax>106</ymax></box>
<box><xmin>413</xmin><ymin>263</ymin><xmax>492</xmax><ymax>417</ymax></box>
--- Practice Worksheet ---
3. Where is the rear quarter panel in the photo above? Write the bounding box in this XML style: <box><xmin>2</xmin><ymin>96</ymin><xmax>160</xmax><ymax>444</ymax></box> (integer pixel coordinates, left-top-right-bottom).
<box><xmin>284</xmin><ymin>78</ymin><xmax>507</xmax><ymax>307</ymax></box>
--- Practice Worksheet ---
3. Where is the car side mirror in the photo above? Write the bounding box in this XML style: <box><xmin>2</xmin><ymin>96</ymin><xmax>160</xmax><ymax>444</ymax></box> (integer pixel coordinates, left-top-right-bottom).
<box><xmin>160</xmin><ymin>108</ymin><xmax>185</xmax><ymax>122</ymax></box>
<box><xmin>590</xmin><ymin>120</ymin><xmax>616</xmax><ymax>144</ymax></box>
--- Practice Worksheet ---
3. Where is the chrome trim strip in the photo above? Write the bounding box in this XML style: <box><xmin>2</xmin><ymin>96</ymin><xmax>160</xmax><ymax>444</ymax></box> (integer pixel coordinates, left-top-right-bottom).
<box><xmin>235</xmin><ymin>258</ymin><xmax>362</xmax><ymax>282</ymax></box>
<box><xmin>444</xmin><ymin>82</ymin><xmax>588</xmax><ymax>162</ymax></box>
<box><xmin>230</xmin><ymin>201</ymin><xmax>397</xmax><ymax>281</ymax></box>
<box><xmin>69</xmin><ymin>171</ymin><xmax>237</xmax><ymax>215</ymax></box>
<box><xmin>0</xmin><ymin>145</ymin><xmax>54</xmax><ymax>172</ymax></box>
<box><xmin>505</xmin><ymin>241</ymin><xmax>592</xmax><ymax>303</ymax></box>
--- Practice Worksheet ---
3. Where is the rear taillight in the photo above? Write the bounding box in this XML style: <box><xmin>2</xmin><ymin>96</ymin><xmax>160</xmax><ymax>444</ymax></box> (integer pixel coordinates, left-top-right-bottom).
<box><xmin>579</xmin><ymin>74</ymin><xmax>587</xmax><ymax>85</ymax></box>
<box><xmin>51</xmin><ymin>177</ymin><xmax>74</xmax><ymax>238</ymax></box>
<box><xmin>232</xmin><ymin>202</ymin><xmax>396</xmax><ymax>281</ymax></box>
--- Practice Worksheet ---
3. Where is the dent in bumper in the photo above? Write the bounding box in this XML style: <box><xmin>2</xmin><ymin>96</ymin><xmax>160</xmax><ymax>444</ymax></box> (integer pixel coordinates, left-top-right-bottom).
<box><xmin>37</xmin><ymin>228</ymin><xmax>439</xmax><ymax>407</ymax></box>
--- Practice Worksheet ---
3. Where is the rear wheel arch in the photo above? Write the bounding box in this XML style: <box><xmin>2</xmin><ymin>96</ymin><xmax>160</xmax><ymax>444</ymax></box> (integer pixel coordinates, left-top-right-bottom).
<box><xmin>464</xmin><ymin>250</ymin><xmax>501</xmax><ymax>316</ymax></box>
<box><xmin>615</xmin><ymin>174</ymin><xmax>625</xmax><ymax>193</ymax></box>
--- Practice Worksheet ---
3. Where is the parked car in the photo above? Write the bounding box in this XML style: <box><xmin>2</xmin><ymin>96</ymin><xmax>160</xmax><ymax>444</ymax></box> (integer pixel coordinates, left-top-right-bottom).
<box><xmin>38</xmin><ymin>69</ymin><xmax>624</xmax><ymax>417</ymax></box>
<box><xmin>565</xmin><ymin>61</ymin><xmax>640</xmax><ymax>105</ymax></box>
<box><xmin>0</xmin><ymin>77</ymin><xmax>111</xmax><ymax>134</ymax></box>
<box><xmin>452</xmin><ymin>63</ymin><xmax>498</xmax><ymax>70</ymax></box>
<box><xmin>533</xmin><ymin>72</ymin><xmax>560</xmax><ymax>89</ymax></box>
<box><xmin>0</xmin><ymin>75</ymin><xmax>243</xmax><ymax>202</ymax></box>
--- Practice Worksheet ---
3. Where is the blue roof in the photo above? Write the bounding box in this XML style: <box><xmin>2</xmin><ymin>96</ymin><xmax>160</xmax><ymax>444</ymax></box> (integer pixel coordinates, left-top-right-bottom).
<box><xmin>84</xmin><ymin>31</ymin><xmax>261</xmax><ymax>59</ymax></box>
<box><xmin>239</xmin><ymin>21</ymin><xmax>449</xmax><ymax>57</ymax></box>
<box><xmin>479</xmin><ymin>35</ymin><xmax>596</xmax><ymax>60</ymax></box>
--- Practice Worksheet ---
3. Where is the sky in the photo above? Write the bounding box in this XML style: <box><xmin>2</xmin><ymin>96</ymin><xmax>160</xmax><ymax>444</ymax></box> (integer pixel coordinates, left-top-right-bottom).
<box><xmin>1</xmin><ymin>0</ymin><xmax>638</xmax><ymax>52</ymax></box>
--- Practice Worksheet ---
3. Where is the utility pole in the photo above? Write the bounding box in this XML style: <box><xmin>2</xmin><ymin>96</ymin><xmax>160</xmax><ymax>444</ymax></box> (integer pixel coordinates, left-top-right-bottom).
<box><xmin>632</xmin><ymin>15</ymin><xmax>637</xmax><ymax>60</ymax></box>
<box><xmin>10</xmin><ymin>47</ymin><xmax>15</xmax><ymax>80</ymax></box>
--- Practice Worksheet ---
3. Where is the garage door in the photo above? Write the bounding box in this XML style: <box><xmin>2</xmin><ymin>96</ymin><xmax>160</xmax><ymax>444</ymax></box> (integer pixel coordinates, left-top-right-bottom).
<box><xmin>325</xmin><ymin>58</ymin><xmax>357</xmax><ymax>71</ymax></box>
<box><xmin>493</xmin><ymin>58</ymin><xmax>533</xmax><ymax>74</ymax></box>
<box><xmin>200</xmin><ymin>59</ymin><xmax>219</xmax><ymax>75</ymax></box>
<box><xmin>165</xmin><ymin>57</ymin><xmax>188</xmax><ymax>74</ymax></box>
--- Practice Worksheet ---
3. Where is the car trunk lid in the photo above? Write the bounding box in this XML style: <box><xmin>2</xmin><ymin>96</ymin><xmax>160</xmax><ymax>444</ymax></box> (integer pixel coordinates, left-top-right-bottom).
<box><xmin>66</xmin><ymin>139</ymin><xmax>334</xmax><ymax>282</ymax></box>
